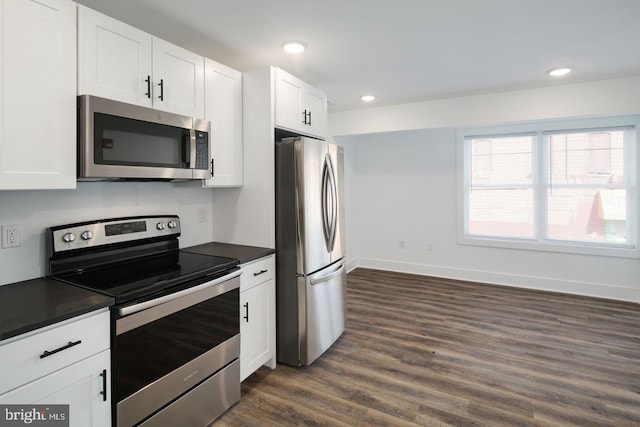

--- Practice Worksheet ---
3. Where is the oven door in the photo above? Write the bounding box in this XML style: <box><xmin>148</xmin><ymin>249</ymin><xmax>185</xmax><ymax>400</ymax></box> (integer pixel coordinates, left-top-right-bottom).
<box><xmin>114</xmin><ymin>268</ymin><xmax>240</xmax><ymax>427</ymax></box>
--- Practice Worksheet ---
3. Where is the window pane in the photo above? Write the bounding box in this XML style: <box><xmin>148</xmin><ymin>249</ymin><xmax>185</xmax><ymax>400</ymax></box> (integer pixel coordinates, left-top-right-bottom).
<box><xmin>548</xmin><ymin>131</ymin><xmax>625</xmax><ymax>185</ymax></box>
<box><xmin>547</xmin><ymin>188</ymin><xmax>627</xmax><ymax>244</ymax></box>
<box><xmin>461</xmin><ymin>118</ymin><xmax>636</xmax><ymax>254</ymax></box>
<box><xmin>468</xmin><ymin>188</ymin><xmax>534</xmax><ymax>238</ymax></box>
<box><xmin>470</xmin><ymin>136</ymin><xmax>532</xmax><ymax>185</ymax></box>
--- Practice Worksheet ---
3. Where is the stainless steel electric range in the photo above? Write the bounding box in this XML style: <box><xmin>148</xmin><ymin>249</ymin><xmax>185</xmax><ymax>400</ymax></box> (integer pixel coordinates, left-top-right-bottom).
<box><xmin>47</xmin><ymin>215</ymin><xmax>240</xmax><ymax>427</ymax></box>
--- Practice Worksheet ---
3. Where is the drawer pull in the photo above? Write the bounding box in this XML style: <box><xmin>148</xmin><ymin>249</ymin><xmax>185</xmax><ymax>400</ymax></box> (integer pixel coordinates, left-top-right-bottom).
<box><xmin>100</xmin><ymin>369</ymin><xmax>107</xmax><ymax>401</ymax></box>
<box><xmin>39</xmin><ymin>340</ymin><xmax>81</xmax><ymax>359</ymax></box>
<box><xmin>253</xmin><ymin>269</ymin><xmax>268</xmax><ymax>277</ymax></box>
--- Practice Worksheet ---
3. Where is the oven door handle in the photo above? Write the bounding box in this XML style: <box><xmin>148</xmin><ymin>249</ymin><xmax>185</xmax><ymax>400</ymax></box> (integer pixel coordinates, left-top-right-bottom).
<box><xmin>118</xmin><ymin>268</ymin><xmax>241</xmax><ymax>317</ymax></box>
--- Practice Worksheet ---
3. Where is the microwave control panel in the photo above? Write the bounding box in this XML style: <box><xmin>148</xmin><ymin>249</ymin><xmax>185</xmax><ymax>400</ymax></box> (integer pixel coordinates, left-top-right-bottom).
<box><xmin>195</xmin><ymin>131</ymin><xmax>209</xmax><ymax>170</ymax></box>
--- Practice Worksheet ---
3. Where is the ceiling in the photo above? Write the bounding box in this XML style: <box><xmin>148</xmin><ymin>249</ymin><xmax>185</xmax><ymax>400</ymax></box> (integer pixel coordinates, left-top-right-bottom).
<box><xmin>74</xmin><ymin>0</ymin><xmax>640</xmax><ymax>112</ymax></box>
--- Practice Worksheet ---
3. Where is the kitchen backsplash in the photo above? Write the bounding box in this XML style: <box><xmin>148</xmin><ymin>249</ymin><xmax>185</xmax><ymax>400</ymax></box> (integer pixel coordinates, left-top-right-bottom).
<box><xmin>0</xmin><ymin>181</ymin><xmax>215</xmax><ymax>286</ymax></box>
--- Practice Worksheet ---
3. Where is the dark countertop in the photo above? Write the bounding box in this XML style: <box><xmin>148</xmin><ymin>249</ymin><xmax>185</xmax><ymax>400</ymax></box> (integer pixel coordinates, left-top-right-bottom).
<box><xmin>182</xmin><ymin>242</ymin><xmax>275</xmax><ymax>264</ymax></box>
<box><xmin>0</xmin><ymin>278</ymin><xmax>114</xmax><ymax>342</ymax></box>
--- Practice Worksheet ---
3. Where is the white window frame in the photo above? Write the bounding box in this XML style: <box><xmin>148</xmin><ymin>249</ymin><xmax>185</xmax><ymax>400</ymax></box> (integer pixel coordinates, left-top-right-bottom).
<box><xmin>456</xmin><ymin>115</ymin><xmax>640</xmax><ymax>259</ymax></box>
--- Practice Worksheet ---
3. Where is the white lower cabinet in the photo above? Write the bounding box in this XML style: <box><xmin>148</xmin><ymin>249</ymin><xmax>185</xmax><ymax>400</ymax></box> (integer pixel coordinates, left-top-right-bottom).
<box><xmin>0</xmin><ymin>309</ymin><xmax>111</xmax><ymax>427</ymax></box>
<box><xmin>240</xmin><ymin>255</ymin><xmax>276</xmax><ymax>381</ymax></box>
<box><xmin>0</xmin><ymin>350</ymin><xmax>110</xmax><ymax>427</ymax></box>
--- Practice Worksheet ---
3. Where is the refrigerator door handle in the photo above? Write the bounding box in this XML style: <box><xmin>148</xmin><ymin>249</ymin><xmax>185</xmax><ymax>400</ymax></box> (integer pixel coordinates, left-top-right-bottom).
<box><xmin>321</xmin><ymin>155</ymin><xmax>332</xmax><ymax>250</ymax></box>
<box><xmin>309</xmin><ymin>261</ymin><xmax>345</xmax><ymax>286</ymax></box>
<box><xmin>321</xmin><ymin>154</ymin><xmax>338</xmax><ymax>253</ymax></box>
<box><xmin>328</xmin><ymin>154</ymin><xmax>338</xmax><ymax>250</ymax></box>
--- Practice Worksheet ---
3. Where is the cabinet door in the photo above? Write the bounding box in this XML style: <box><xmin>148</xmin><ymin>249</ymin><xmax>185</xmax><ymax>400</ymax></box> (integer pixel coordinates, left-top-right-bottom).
<box><xmin>0</xmin><ymin>350</ymin><xmax>111</xmax><ymax>427</ymax></box>
<box><xmin>0</xmin><ymin>310</ymin><xmax>110</xmax><ymax>396</ymax></box>
<box><xmin>274</xmin><ymin>67</ymin><xmax>328</xmax><ymax>139</ymax></box>
<box><xmin>77</xmin><ymin>6</ymin><xmax>153</xmax><ymax>108</ymax></box>
<box><xmin>203</xmin><ymin>58</ymin><xmax>243</xmax><ymax>187</ymax></box>
<box><xmin>274</xmin><ymin>68</ymin><xmax>305</xmax><ymax>134</ymax></box>
<box><xmin>240</xmin><ymin>280</ymin><xmax>275</xmax><ymax>381</ymax></box>
<box><xmin>152</xmin><ymin>38</ymin><xmax>204</xmax><ymax>118</ymax></box>
<box><xmin>0</xmin><ymin>0</ymin><xmax>76</xmax><ymax>189</ymax></box>
<box><xmin>306</xmin><ymin>85</ymin><xmax>328</xmax><ymax>139</ymax></box>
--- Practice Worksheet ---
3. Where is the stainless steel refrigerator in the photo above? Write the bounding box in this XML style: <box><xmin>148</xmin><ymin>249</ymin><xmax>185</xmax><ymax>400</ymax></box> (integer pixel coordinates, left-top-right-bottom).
<box><xmin>275</xmin><ymin>136</ymin><xmax>346</xmax><ymax>366</ymax></box>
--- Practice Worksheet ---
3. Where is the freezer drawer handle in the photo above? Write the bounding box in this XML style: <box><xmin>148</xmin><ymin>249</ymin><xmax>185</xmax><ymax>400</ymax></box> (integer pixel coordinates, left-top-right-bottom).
<box><xmin>253</xmin><ymin>269</ymin><xmax>268</xmax><ymax>277</ymax></box>
<box><xmin>309</xmin><ymin>262</ymin><xmax>345</xmax><ymax>286</ymax></box>
<box><xmin>40</xmin><ymin>340</ymin><xmax>82</xmax><ymax>359</ymax></box>
<box><xmin>243</xmin><ymin>302</ymin><xmax>249</xmax><ymax>322</ymax></box>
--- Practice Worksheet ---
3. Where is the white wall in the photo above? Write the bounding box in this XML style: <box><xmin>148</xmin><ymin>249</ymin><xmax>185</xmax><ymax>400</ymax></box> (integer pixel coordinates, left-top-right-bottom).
<box><xmin>332</xmin><ymin>136</ymin><xmax>359</xmax><ymax>271</ymax></box>
<box><xmin>331</xmin><ymin>75</ymin><xmax>640</xmax><ymax>302</ymax></box>
<box><xmin>0</xmin><ymin>181</ymin><xmax>215</xmax><ymax>286</ymax></box>
<box><xmin>337</xmin><ymin>129</ymin><xmax>640</xmax><ymax>302</ymax></box>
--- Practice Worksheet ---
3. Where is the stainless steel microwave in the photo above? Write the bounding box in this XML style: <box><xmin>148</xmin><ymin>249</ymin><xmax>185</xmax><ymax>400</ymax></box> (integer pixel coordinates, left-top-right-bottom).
<box><xmin>78</xmin><ymin>95</ymin><xmax>210</xmax><ymax>181</ymax></box>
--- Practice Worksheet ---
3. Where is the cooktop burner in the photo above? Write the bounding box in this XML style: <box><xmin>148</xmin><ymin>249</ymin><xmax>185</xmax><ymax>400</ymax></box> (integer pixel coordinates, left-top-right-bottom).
<box><xmin>53</xmin><ymin>251</ymin><xmax>237</xmax><ymax>303</ymax></box>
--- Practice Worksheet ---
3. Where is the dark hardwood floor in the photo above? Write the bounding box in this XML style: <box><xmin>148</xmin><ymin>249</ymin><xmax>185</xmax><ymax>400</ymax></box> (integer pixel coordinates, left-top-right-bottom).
<box><xmin>215</xmin><ymin>268</ymin><xmax>640</xmax><ymax>426</ymax></box>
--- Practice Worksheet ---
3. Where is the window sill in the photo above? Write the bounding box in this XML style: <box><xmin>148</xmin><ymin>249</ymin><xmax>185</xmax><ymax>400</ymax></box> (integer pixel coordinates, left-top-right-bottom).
<box><xmin>458</xmin><ymin>234</ymin><xmax>640</xmax><ymax>259</ymax></box>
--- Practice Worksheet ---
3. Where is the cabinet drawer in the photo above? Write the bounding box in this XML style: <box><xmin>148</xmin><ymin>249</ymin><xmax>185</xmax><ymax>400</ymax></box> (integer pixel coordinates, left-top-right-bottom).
<box><xmin>240</xmin><ymin>255</ymin><xmax>275</xmax><ymax>292</ymax></box>
<box><xmin>0</xmin><ymin>309</ymin><xmax>110</xmax><ymax>395</ymax></box>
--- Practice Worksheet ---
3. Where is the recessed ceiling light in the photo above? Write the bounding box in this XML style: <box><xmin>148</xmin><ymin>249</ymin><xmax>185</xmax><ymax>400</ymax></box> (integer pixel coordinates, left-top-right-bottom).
<box><xmin>548</xmin><ymin>67</ymin><xmax>572</xmax><ymax>77</ymax></box>
<box><xmin>361</xmin><ymin>95</ymin><xmax>375</xmax><ymax>102</ymax></box>
<box><xmin>282</xmin><ymin>41</ymin><xmax>306</xmax><ymax>54</ymax></box>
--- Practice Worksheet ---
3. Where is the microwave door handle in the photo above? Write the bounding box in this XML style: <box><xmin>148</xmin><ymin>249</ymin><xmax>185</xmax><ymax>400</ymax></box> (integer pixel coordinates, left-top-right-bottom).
<box><xmin>189</xmin><ymin>129</ymin><xmax>196</xmax><ymax>169</ymax></box>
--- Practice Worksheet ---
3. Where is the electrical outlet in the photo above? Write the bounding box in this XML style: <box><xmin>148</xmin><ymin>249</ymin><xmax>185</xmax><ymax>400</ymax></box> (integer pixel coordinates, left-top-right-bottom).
<box><xmin>198</xmin><ymin>208</ymin><xmax>207</xmax><ymax>223</ymax></box>
<box><xmin>426</xmin><ymin>241</ymin><xmax>433</xmax><ymax>251</ymax></box>
<box><xmin>2</xmin><ymin>224</ymin><xmax>21</xmax><ymax>248</ymax></box>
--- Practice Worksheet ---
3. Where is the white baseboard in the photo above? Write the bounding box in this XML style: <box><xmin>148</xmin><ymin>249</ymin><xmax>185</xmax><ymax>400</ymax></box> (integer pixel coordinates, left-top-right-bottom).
<box><xmin>345</xmin><ymin>257</ymin><xmax>359</xmax><ymax>273</ymax></box>
<box><xmin>349</xmin><ymin>257</ymin><xmax>639</xmax><ymax>303</ymax></box>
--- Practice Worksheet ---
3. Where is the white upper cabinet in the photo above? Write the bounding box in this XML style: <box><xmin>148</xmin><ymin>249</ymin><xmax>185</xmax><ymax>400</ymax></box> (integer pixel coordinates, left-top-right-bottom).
<box><xmin>152</xmin><ymin>38</ymin><xmax>205</xmax><ymax>118</ymax></box>
<box><xmin>203</xmin><ymin>58</ymin><xmax>243</xmax><ymax>187</ymax></box>
<box><xmin>274</xmin><ymin>70</ymin><xmax>305</xmax><ymax>131</ymax></box>
<box><xmin>305</xmin><ymin>84</ymin><xmax>328</xmax><ymax>138</ymax></box>
<box><xmin>274</xmin><ymin>68</ymin><xmax>327</xmax><ymax>139</ymax></box>
<box><xmin>77</xmin><ymin>5</ymin><xmax>153</xmax><ymax>108</ymax></box>
<box><xmin>0</xmin><ymin>0</ymin><xmax>76</xmax><ymax>190</ymax></box>
<box><xmin>78</xmin><ymin>6</ymin><xmax>204</xmax><ymax>118</ymax></box>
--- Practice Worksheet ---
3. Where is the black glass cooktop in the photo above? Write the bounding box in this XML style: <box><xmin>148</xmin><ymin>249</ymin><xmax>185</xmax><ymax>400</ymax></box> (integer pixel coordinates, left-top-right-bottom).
<box><xmin>53</xmin><ymin>251</ymin><xmax>238</xmax><ymax>304</ymax></box>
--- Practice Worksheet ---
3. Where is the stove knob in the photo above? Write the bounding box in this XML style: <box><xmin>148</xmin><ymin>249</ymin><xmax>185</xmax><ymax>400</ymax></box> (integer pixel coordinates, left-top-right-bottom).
<box><xmin>167</xmin><ymin>220</ymin><xmax>177</xmax><ymax>229</ymax></box>
<box><xmin>81</xmin><ymin>231</ymin><xmax>93</xmax><ymax>241</ymax></box>
<box><xmin>62</xmin><ymin>232</ymin><xmax>76</xmax><ymax>243</ymax></box>
<box><xmin>156</xmin><ymin>222</ymin><xmax>166</xmax><ymax>230</ymax></box>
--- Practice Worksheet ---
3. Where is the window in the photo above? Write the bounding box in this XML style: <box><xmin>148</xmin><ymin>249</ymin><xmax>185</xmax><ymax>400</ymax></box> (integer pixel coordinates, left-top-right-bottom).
<box><xmin>457</xmin><ymin>116</ymin><xmax>639</xmax><ymax>257</ymax></box>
